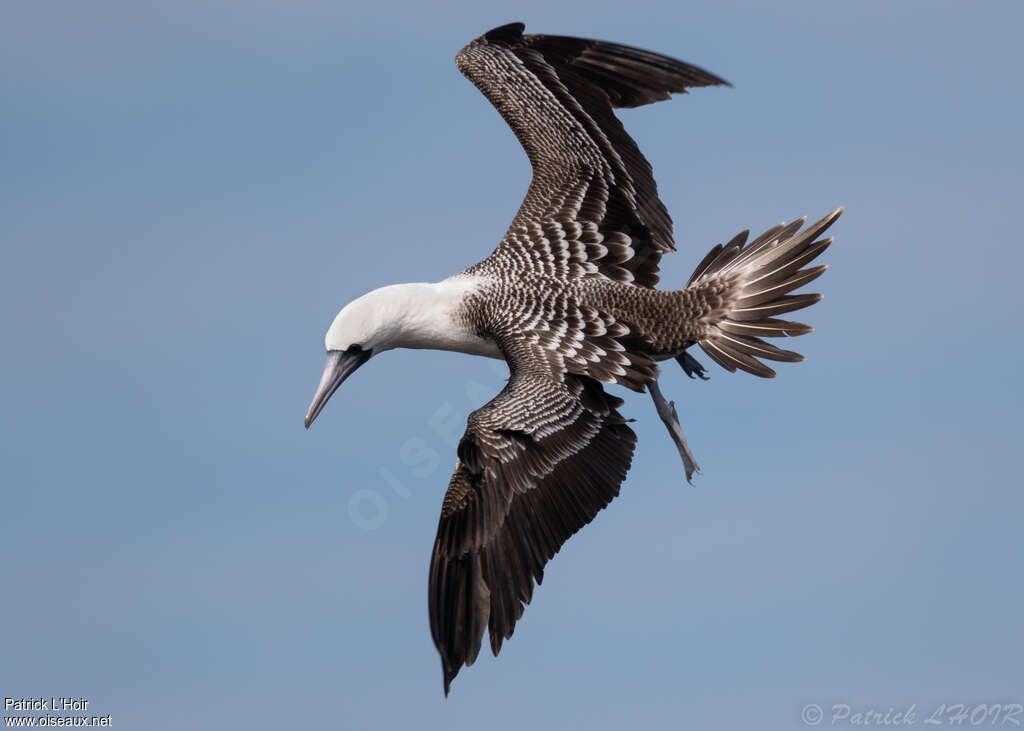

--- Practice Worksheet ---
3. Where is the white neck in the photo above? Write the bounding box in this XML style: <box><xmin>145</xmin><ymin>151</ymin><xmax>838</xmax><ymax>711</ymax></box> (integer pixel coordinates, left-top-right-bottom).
<box><xmin>329</xmin><ymin>277</ymin><xmax>501</xmax><ymax>359</ymax></box>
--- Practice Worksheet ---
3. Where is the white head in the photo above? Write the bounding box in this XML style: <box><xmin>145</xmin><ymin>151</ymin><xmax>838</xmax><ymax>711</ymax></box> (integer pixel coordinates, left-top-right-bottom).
<box><xmin>305</xmin><ymin>281</ymin><xmax>474</xmax><ymax>428</ymax></box>
<box><xmin>323</xmin><ymin>283</ymin><xmax>426</xmax><ymax>354</ymax></box>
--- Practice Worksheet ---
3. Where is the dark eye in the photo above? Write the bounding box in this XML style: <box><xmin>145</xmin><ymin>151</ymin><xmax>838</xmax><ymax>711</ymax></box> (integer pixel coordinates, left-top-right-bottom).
<box><xmin>346</xmin><ymin>344</ymin><xmax>365</xmax><ymax>354</ymax></box>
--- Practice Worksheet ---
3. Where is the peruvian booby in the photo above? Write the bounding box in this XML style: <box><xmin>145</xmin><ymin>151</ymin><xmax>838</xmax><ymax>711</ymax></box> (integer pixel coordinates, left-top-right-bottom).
<box><xmin>304</xmin><ymin>22</ymin><xmax>842</xmax><ymax>694</ymax></box>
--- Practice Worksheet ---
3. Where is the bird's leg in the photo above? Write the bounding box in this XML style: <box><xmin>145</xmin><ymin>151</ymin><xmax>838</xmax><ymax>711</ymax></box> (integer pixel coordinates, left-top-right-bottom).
<box><xmin>649</xmin><ymin>366</ymin><xmax>702</xmax><ymax>485</ymax></box>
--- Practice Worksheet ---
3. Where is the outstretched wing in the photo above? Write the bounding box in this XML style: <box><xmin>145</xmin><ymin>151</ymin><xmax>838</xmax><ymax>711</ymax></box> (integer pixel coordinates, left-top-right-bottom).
<box><xmin>458</xmin><ymin>22</ymin><xmax>729</xmax><ymax>287</ymax></box>
<box><xmin>428</xmin><ymin>345</ymin><xmax>636</xmax><ymax>694</ymax></box>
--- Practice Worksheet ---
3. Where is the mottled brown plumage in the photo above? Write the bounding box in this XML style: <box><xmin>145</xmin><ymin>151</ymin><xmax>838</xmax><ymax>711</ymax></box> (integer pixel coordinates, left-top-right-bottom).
<box><xmin>425</xmin><ymin>23</ymin><xmax>841</xmax><ymax>694</ymax></box>
<box><xmin>303</xmin><ymin>21</ymin><xmax>842</xmax><ymax>696</ymax></box>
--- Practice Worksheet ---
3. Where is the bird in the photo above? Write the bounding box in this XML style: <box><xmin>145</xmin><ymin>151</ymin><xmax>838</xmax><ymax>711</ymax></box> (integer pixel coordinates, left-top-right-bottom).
<box><xmin>304</xmin><ymin>21</ymin><xmax>842</xmax><ymax>695</ymax></box>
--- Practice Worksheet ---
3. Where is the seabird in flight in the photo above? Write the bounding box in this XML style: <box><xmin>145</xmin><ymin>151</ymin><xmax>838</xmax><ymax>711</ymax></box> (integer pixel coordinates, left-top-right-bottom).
<box><xmin>304</xmin><ymin>22</ymin><xmax>842</xmax><ymax>694</ymax></box>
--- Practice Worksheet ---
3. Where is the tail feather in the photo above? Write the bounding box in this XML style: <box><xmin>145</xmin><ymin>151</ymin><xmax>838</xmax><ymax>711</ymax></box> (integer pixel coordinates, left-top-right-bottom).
<box><xmin>743</xmin><ymin>238</ymin><xmax>832</xmax><ymax>291</ymax></box>
<box><xmin>729</xmin><ymin>218</ymin><xmax>808</xmax><ymax>271</ymax></box>
<box><xmin>701</xmin><ymin>339</ymin><xmax>776</xmax><ymax>378</ymax></box>
<box><xmin>717</xmin><ymin>318</ymin><xmax>814</xmax><ymax>337</ymax></box>
<box><xmin>686</xmin><ymin>207</ymin><xmax>843</xmax><ymax>378</ymax></box>
<box><xmin>734</xmin><ymin>265</ymin><xmax>828</xmax><ymax>308</ymax></box>
<box><xmin>715</xmin><ymin>332</ymin><xmax>804</xmax><ymax>362</ymax></box>
<box><xmin>686</xmin><ymin>230</ymin><xmax>749</xmax><ymax>286</ymax></box>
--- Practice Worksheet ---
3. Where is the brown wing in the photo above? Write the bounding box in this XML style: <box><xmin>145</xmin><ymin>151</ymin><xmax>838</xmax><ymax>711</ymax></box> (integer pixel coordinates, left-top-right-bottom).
<box><xmin>428</xmin><ymin>347</ymin><xmax>636</xmax><ymax>694</ymax></box>
<box><xmin>458</xmin><ymin>22</ymin><xmax>730</xmax><ymax>287</ymax></box>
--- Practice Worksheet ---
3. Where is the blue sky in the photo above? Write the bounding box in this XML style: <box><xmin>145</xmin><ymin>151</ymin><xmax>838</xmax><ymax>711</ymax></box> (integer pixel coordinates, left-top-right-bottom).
<box><xmin>2</xmin><ymin>1</ymin><xmax>1021</xmax><ymax>728</ymax></box>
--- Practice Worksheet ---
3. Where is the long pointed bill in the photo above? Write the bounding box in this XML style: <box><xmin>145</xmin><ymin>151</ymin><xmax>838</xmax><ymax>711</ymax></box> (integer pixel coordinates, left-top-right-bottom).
<box><xmin>304</xmin><ymin>348</ymin><xmax>372</xmax><ymax>428</ymax></box>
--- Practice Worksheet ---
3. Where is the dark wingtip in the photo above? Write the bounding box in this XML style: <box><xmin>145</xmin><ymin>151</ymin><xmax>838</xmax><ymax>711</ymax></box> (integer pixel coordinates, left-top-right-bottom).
<box><xmin>483</xmin><ymin>22</ymin><xmax>525</xmax><ymax>44</ymax></box>
<box><xmin>700</xmin><ymin>72</ymin><xmax>732</xmax><ymax>89</ymax></box>
<box><xmin>442</xmin><ymin>657</ymin><xmax>458</xmax><ymax>697</ymax></box>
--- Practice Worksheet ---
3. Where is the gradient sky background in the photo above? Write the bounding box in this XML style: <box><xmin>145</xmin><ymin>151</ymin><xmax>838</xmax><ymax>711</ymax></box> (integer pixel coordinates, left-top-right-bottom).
<box><xmin>2</xmin><ymin>1</ymin><xmax>1022</xmax><ymax>728</ymax></box>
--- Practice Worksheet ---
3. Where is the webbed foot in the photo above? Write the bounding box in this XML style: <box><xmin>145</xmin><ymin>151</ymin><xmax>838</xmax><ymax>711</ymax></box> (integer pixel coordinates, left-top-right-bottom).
<box><xmin>676</xmin><ymin>351</ymin><xmax>709</xmax><ymax>380</ymax></box>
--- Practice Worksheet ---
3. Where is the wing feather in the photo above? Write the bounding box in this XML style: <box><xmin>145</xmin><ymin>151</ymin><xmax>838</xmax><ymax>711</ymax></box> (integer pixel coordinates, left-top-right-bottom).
<box><xmin>429</xmin><ymin>352</ymin><xmax>635</xmax><ymax>694</ymax></box>
<box><xmin>458</xmin><ymin>22</ymin><xmax>729</xmax><ymax>287</ymax></box>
